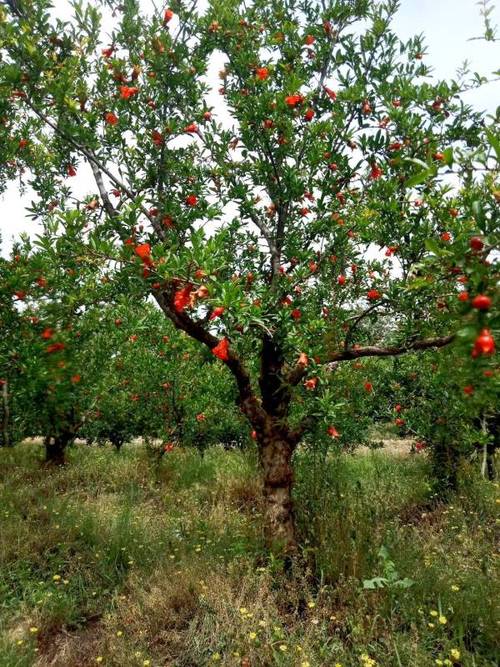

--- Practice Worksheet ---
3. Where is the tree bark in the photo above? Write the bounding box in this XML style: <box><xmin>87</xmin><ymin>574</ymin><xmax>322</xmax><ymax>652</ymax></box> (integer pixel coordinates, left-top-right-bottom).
<box><xmin>45</xmin><ymin>434</ymin><xmax>69</xmax><ymax>465</ymax></box>
<box><xmin>259</xmin><ymin>431</ymin><xmax>296</xmax><ymax>551</ymax></box>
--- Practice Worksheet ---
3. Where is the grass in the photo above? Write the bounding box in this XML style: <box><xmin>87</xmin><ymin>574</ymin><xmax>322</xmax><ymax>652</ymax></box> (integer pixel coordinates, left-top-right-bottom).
<box><xmin>0</xmin><ymin>441</ymin><xmax>498</xmax><ymax>666</ymax></box>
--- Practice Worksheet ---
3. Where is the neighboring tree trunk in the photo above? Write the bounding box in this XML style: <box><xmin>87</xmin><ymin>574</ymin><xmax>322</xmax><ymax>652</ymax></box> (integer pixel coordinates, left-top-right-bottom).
<box><xmin>110</xmin><ymin>432</ymin><xmax>124</xmax><ymax>451</ymax></box>
<box><xmin>431</xmin><ymin>438</ymin><xmax>459</xmax><ymax>497</ymax></box>
<box><xmin>45</xmin><ymin>433</ymin><xmax>71</xmax><ymax>465</ymax></box>
<box><xmin>485</xmin><ymin>414</ymin><xmax>498</xmax><ymax>481</ymax></box>
<box><xmin>1</xmin><ymin>380</ymin><xmax>10</xmax><ymax>447</ymax></box>
<box><xmin>259</xmin><ymin>433</ymin><xmax>296</xmax><ymax>551</ymax></box>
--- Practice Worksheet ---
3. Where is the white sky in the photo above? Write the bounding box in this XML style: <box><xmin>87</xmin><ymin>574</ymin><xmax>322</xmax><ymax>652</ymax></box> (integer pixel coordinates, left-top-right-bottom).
<box><xmin>1</xmin><ymin>0</ymin><xmax>499</xmax><ymax>257</ymax></box>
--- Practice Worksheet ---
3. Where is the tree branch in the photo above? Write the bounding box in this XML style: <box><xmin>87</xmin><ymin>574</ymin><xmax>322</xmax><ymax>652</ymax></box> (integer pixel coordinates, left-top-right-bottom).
<box><xmin>286</xmin><ymin>334</ymin><xmax>455</xmax><ymax>386</ymax></box>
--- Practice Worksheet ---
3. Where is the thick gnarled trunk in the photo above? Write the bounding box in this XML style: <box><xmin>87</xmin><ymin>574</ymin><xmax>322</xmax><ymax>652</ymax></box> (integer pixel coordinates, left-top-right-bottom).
<box><xmin>259</xmin><ymin>432</ymin><xmax>296</xmax><ymax>551</ymax></box>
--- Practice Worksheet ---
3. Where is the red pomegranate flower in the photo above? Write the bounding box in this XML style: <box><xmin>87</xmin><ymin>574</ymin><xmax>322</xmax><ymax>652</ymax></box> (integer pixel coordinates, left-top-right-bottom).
<box><xmin>104</xmin><ymin>112</ymin><xmax>119</xmax><ymax>126</ymax></box>
<box><xmin>367</xmin><ymin>289</ymin><xmax>381</xmax><ymax>301</ymax></box>
<box><xmin>209</xmin><ymin>306</ymin><xmax>225</xmax><ymax>321</ymax></box>
<box><xmin>173</xmin><ymin>284</ymin><xmax>193</xmax><ymax>312</ymax></box>
<box><xmin>212</xmin><ymin>337</ymin><xmax>229</xmax><ymax>361</ymax></box>
<box><xmin>46</xmin><ymin>342</ymin><xmax>65</xmax><ymax>354</ymax></box>
<box><xmin>285</xmin><ymin>94</ymin><xmax>304</xmax><ymax>107</ymax></box>
<box><xmin>323</xmin><ymin>86</ymin><xmax>337</xmax><ymax>101</ymax></box>
<box><xmin>119</xmin><ymin>86</ymin><xmax>139</xmax><ymax>100</ymax></box>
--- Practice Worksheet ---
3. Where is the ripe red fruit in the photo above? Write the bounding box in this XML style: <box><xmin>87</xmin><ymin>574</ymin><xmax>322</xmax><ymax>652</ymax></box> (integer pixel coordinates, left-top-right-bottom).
<box><xmin>338</xmin><ymin>275</ymin><xmax>346</xmax><ymax>285</ymax></box>
<box><xmin>212</xmin><ymin>337</ymin><xmax>229</xmax><ymax>361</ymax></box>
<box><xmin>471</xmin><ymin>294</ymin><xmax>491</xmax><ymax>311</ymax></box>
<box><xmin>394</xmin><ymin>404</ymin><xmax>402</xmax><ymax>413</ymax></box>
<box><xmin>449</xmin><ymin>208</ymin><xmax>459</xmax><ymax>218</ymax></box>
<box><xmin>129</xmin><ymin>334</ymin><xmax>138</xmax><ymax>342</ymax></box>
<box><xmin>115</xmin><ymin>319</ymin><xmax>122</xmax><ymax>326</ymax></box>
<box><xmin>163</xmin><ymin>8</ymin><xmax>174</xmax><ymax>23</ymax></box>
<box><xmin>255</xmin><ymin>67</ymin><xmax>269</xmax><ymax>80</ymax></box>
<box><xmin>370</xmin><ymin>164</ymin><xmax>383</xmax><ymax>180</ymax></box>
<box><xmin>473</xmin><ymin>329</ymin><xmax>495</xmax><ymax>356</ymax></box>
<box><xmin>395</xmin><ymin>418</ymin><xmax>405</xmax><ymax>427</ymax></box>
<box><xmin>66</xmin><ymin>164</ymin><xmax>77</xmax><ymax>177</ymax></box>
<box><xmin>41</xmin><ymin>328</ymin><xmax>54</xmax><ymax>340</ymax></box>
<box><xmin>463</xmin><ymin>385</ymin><xmax>474</xmax><ymax>395</ymax></box>
<box><xmin>304</xmin><ymin>108</ymin><xmax>315</xmax><ymax>122</ymax></box>
<box><xmin>184</xmin><ymin>122</ymin><xmax>198</xmax><ymax>133</ymax></box>
<box><xmin>203</xmin><ymin>111</ymin><xmax>212</xmax><ymax>121</ymax></box>
<box><xmin>164</xmin><ymin>442</ymin><xmax>174</xmax><ymax>452</ymax></box>
<box><xmin>291</xmin><ymin>308</ymin><xmax>301</xmax><ymax>320</ymax></box>
<box><xmin>433</xmin><ymin>152</ymin><xmax>444</xmax><ymax>161</ymax></box>
<box><xmin>469</xmin><ymin>237</ymin><xmax>484</xmax><ymax>251</ymax></box>
<box><xmin>457</xmin><ymin>291</ymin><xmax>469</xmax><ymax>302</ymax></box>
<box><xmin>71</xmin><ymin>374</ymin><xmax>81</xmax><ymax>384</ymax></box>
<box><xmin>327</xmin><ymin>426</ymin><xmax>340</xmax><ymax>438</ymax></box>
<box><xmin>251</xmin><ymin>430</ymin><xmax>257</xmax><ymax>440</ymax></box>
<box><xmin>440</xmin><ymin>231</ymin><xmax>451</xmax><ymax>242</ymax></box>
<box><xmin>185</xmin><ymin>194</ymin><xmax>198</xmax><ymax>207</ymax></box>
<box><xmin>304</xmin><ymin>34</ymin><xmax>315</xmax><ymax>45</ymax></box>
<box><xmin>364</xmin><ymin>382</ymin><xmax>373</xmax><ymax>392</ymax></box>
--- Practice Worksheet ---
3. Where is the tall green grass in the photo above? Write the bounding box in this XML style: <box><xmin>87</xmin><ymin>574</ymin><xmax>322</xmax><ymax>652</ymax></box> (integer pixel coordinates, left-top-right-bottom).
<box><xmin>0</xmin><ymin>441</ymin><xmax>497</xmax><ymax>666</ymax></box>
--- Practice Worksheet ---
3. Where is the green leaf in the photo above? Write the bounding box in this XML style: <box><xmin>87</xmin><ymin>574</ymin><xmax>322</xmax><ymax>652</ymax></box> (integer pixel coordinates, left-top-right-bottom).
<box><xmin>405</xmin><ymin>169</ymin><xmax>434</xmax><ymax>188</ymax></box>
<box><xmin>485</xmin><ymin>127</ymin><xmax>500</xmax><ymax>161</ymax></box>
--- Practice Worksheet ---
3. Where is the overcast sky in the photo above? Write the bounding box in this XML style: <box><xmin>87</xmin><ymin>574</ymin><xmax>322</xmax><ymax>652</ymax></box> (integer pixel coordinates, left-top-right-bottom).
<box><xmin>1</xmin><ymin>0</ymin><xmax>499</xmax><ymax>257</ymax></box>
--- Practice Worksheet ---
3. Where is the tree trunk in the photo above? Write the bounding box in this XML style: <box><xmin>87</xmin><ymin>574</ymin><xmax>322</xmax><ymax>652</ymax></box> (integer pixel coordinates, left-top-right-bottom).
<box><xmin>1</xmin><ymin>380</ymin><xmax>10</xmax><ymax>447</ymax></box>
<box><xmin>259</xmin><ymin>434</ymin><xmax>296</xmax><ymax>551</ymax></box>
<box><xmin>45</xmin><ymin>434</ymin><xmax>69</xmax><ymax>465</ymax></box>
<box><xmin>486</xmin><ymin>414</ymin><xmax>498</xmax><ymax>481</ymax></box>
